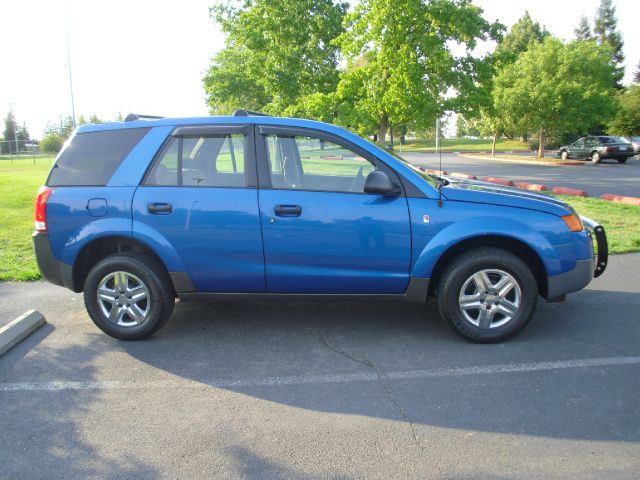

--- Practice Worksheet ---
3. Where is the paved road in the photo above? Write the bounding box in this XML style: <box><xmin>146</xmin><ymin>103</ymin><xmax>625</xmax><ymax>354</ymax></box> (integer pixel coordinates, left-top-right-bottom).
<box><xmin>1</xmin><ymin>255</ymin><xmax>639</xmax><ymax>479</ymax></box>
<box><xmin>402</xmin><ymin>152</ymin><xmax>640</xmax><ymax>198</ymax></box>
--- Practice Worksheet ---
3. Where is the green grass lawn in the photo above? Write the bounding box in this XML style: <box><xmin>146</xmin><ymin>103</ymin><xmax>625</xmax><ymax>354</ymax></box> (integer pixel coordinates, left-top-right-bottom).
<box><xmin>0</xmin><ymin>159</ymin><xmax>52</xmax><ymax>281</ymax></box>
<box><xmin>0</xmin><ymin>158</ymin><xmax>637</xmax><ymax>282</ymax></box>
<box><xmin>400</xmin><ymin>138</ymin><xmax>530</xmax><ymax>153</ymax></box>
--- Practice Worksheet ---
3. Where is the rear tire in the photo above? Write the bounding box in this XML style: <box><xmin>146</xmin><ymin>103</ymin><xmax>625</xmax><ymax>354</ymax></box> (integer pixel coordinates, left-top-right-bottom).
<box><xmin>617</xmin><ymin>158</ymin><xmax>627</xmax><ymax>164</ymax></box>
<box><xmin>437</xmin><ymin>248</ymin><xmax>538</xmax><ymax>343</ymax></box>
<box><xmin>84</xmin><ymin>253</ymin><xmax>174</xmax><ymax>340</ymax></box>
<box><xmin>591</xmin><ymin>151</ymin><xmax>601</xmax><ymax>163</ymax></box>
<box><xmin>560</xmin><ymin>150</ymin><xmax>569</xmax><ymax>160</ymax></box>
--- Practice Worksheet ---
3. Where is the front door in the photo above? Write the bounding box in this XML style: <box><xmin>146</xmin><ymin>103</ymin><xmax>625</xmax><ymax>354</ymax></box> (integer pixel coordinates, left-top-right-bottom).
<box><xmin>256</xmin><ymin>127</ymin><xmax>411</xmax><ymax>294</ymax></box>
<box><xmin>132</xmin><ymin>125</ymin><xmax>265</xmax><ymax>292</ymax></box>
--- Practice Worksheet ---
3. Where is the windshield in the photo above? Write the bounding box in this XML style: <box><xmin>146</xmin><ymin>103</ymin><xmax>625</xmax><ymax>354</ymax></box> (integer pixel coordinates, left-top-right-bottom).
<box><xmin>372</xmin><ymin>142</ymin><xmax>442</xmax><ymax>189</ymax></box>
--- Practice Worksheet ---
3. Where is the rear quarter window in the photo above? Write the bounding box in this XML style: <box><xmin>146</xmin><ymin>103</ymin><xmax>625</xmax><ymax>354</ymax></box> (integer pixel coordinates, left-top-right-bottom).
<box><xmin>47</xmin><ymin>128</ymin><xmax>150</xmax><ymax>186</ymax></box>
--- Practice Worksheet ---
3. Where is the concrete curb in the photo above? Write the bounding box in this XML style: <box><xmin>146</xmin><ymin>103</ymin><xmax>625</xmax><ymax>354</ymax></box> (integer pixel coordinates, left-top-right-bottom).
<box><xmin>600</xmin><ymin>194</ymin><xmax>640</xmax><ymax>206</ymax></box>
<box><xmin>514</xmin><ymin>181</ymin><xmax>547</xmax><ymax>192</ymax></box>
<box><xmin>459</xmin><ymin>154</ymin><xmax>583</xmax><ymax>167</ymax></box>
<box><xmin>551</xmin><ymin>186</ymin><xmax>589</xmax><ymax>197</ymax></box>
<box><xmin>0</xmin><ymin>310</ymin><xmax>46</xmax><ymax>356</ymax></box>
<box><xmin>483</xmin><ymin>177</ymin><xmax>514</xmax><ymax>186</ymax></box>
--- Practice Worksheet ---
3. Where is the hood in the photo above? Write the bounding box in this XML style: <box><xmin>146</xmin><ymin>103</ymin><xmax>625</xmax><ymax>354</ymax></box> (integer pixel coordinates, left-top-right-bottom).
<box><xmin>440</xmin><ymin>177</ymin><xmax>572</xmax><ymax>217</ymax></box>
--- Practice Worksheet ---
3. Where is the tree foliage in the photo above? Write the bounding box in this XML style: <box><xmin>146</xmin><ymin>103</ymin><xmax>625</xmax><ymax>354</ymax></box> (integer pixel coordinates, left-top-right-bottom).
<box><xmin>203</xmin><ymin>0</ymin><xmax>347</xmax><ymax>115</ymax></box>
<box><xmin>593</xmin><ymin>0</ymin><xmax>624</xmax><ymax>88</ymax></box>
<box><xmin>2</xmin><ymin>111</ymin><xmax>30</xmax><ymax>154</ymax></box>
<box><xmin>333</xmin><ymin>0</ymin><xmax>502</xmax><ymax>142</ymax></box>
<box><xmin>493</xmin><ymin>37</ymin><xmax>617</xmax><ymax>157</ymax></box>
<box><xmin>40</xmin><ymin>134</ymin><xmax>64</xmax><ymax>154</ymax></box>
<box><xmin>574</xmin><ymin>15</ymin><xmax>592</xmax><ymax>41</ymax></box>
<box><xmin>608</xmin><ymin>85</ymin><xmax>640</xmax><ymax>136</ymax></box>
<box><xmin>495</xmin><ymin>10</ymin><xmax>548</xmax><ymax>63</ymax></box>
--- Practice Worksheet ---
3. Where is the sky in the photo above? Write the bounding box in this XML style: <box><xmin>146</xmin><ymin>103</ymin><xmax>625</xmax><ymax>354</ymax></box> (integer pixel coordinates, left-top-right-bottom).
<box><xmin>0</xmin><ymin>0</ymin><xmax>638</xmax><ymax>140</ymax></box>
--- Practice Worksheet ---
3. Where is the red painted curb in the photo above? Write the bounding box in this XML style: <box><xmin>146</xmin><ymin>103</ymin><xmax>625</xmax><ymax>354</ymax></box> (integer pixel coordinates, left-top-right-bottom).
<box><xmin>600</xmin><ymin>194</ymin><xmax>640</xmax><ymax>206</ymax></box>
<box><xmin>426</xmin><ymin>169</ymin><xmax>448</xmax><ymax>176</ymax></box>
<box><xmin>551</xmin><ymin>186</ymin><xmax>588</xmax><ymax>197</ymax></box>
<box><xmin>514</xmin><ymin>181</ymin><xmax>547</xmax><ymax>192</ymax></box>
<box><xmin>449</xmin><ymin>172</ymin><xmax>478</xmax><ymax>180</ymax></box>
<box><xmin>482</xmin><ymin>177</ymin><xmax>514</xmax><ymax>186</ymax></box>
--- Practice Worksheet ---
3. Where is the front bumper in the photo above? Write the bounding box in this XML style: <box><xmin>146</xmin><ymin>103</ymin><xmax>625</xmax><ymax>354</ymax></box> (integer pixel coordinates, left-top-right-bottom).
<box><xmin>546</xmin><ymin>216</ymin><xmax>608</xmax><ymax>301</ymax></box>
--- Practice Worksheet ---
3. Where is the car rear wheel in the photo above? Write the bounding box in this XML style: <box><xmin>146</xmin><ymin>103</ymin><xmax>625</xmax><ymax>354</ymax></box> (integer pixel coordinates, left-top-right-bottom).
<box><xmin>591</xmin><ymin>151</ymin><xmax>602</xmax><ymax>163</ymax></box>
<box><xmin>437</xmin><ymin>248</ymin><xmax>538</xmax><ymax>343</ymax></box>
<box><xmin>560</xmin><ymin>150</ymin><xmax>569</xmax><ymax>160</ymax></box>
<box><xmin>617</xmin><ymin>158</ymin><xmax>627</xmax><ymax>164</ymax></box>
<box><xmin>84</xmin><ymin>253</ymin><xmax>174</xmax><ymax>340</ymax></box>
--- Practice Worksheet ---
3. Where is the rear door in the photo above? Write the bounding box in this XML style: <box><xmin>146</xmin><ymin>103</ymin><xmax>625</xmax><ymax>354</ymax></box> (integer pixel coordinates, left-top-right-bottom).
<box><xmin>132</xmin><ymin>125</ymin><xmax>265</xmax><ymax>292</ymax></box>
<box><xmin>256</xmin><ymin>126</ymin><xmax>411</xmax><ymax>294</ymax></box>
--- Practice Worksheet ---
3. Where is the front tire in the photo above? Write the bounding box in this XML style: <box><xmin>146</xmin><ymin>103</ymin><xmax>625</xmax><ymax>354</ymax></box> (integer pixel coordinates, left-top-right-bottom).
<box><xmin>437</xmin><ymin>248</ymin><xmax>538</xmax><ymax>343</ymax></box>
<box><xmin>84</xmin><ymin>253</ymin><xmax>175</xmax><ymax>340</ymax></box>
<box><xmin>591</xmin><ymin>151</ymin><xmax>601</xmax><ymax>163</ymax></box>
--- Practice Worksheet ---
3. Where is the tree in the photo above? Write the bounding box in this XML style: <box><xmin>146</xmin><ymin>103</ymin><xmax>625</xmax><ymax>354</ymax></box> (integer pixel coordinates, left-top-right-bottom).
<box><xmin>574</xmin><ymin>15</ymin><xmax>592</xmax><ymax>41</ymax></box>
<box><xmin>40</xmin><ymin>134</ymin><xmax>64</xmax><ymax>154</ymax></box>
<box><xmin>633</xmin><ymin>61</ymin><xmax>640</xmax><ymax>84</ymax></box>
<box><xmin>203</xmin><ymin>0</ymin><xmax>347</xmax><ymax>115</ymax></box>
<box><xmin>2</xmin><ymin>111</ymin><xmax>18</xmax><ymax>154</ymax></box>
<box><xmin>334</xmin><ymin>0</ymin><xmax>502</xmax><ymax>143</ymax></box>
<box><xmin>495</xmin><ymin>11</ymin><xmax>548</xmax><ymax>63</ymax></box>
<box><xmin>608</xmin><ymin>85</ymin><xmax>640</xmax><ymax>136</ymax></box>
<box><xmin>594</xmin><ymin>0</ymin><xmax>624</xmax><ymax>89</ymax></box>
<box><xmin>493</xmin><ymin>37</ymin><xmax>617</xmax><ymax>158</ymax></box>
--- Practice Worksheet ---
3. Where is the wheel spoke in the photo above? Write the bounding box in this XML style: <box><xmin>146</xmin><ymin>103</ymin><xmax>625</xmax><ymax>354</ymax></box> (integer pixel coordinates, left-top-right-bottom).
<box><xmin>478</xmin><ymin>307</ymin><xmax>493</xmax><ymax>329</ymax></box>
<box><xmin>459</xmin><ymin>293</ymin><xmax>482</xmax><ymax>310</ymax></box>
<box><xmin>98</xmin><ymin>287</ymin><xmax>117</xmax><ymax>305</ymax></box>
<box><xmin>472</xmin><ymin>271</ymin><xmax>491</xmax><ymax>293</ymax></box>
<box><xmin>497</xmin><ymin>279</ymin><xmax>515</xmax><ymax>299</ymax></box>
<box><xmin>108</xmin><ymin>305</ymin><xmax>125</xmax><ymax>324</ymax></box>
<box><xmin>126</xmin><ymin>305</ymin><xmax>146</xmax><ymax>324</ymax></box>
<box><xmin>130</xmin><ymin>284</ymin><xmax>149</xmax><ymax>302</ymax></box>
<box><xmin>496</xmin><ymin>300</ymin><xmax>518</xmax><ymax>318</ymax></box>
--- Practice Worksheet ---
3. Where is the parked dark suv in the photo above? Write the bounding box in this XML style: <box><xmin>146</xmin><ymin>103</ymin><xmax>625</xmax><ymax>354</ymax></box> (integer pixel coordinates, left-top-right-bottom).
<box><xmin>558</xmin><ymin>136</ymin><xmax>634</xmax><ymax>163</ymax></box>
<box><xmin>33</xmin><ymin>112</ymin><xmax>608</xmax><ymax>343</ymax></box>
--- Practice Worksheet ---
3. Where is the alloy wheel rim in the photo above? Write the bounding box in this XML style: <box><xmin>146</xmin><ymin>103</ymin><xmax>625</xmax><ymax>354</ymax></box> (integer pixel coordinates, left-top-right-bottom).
<box><xmin>97</xmin><ymin>271</ymin><xmax>151</xmax><ymax>327</ymax></box>
<box><xmin>458</xmin><ymin>269</ymin><xmax>521</xmax><ymax>329</ymax></box>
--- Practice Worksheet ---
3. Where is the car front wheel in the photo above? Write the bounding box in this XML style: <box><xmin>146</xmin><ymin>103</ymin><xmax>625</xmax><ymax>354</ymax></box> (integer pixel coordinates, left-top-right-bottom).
<box><xmin>437</xmin><ymin>248</ymin><xmax>538</xmax><ymax>343</ymax></box>
<box><xmin>84</xmin><ymin>253</ymin><xmax>175</xmax><ymax>340</ymax></box>
<box><xmin>591</xmin><ymin>151</ymin><xmax>602</xmax><ymax>163</ymax></box>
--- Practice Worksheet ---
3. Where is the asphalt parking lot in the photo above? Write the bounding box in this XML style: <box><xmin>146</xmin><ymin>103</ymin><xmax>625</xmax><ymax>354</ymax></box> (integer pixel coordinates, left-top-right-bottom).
<box><xmin>1</xmin><ymin>254</ymin><xmax>639</xmax><ymax>479</ymax></box>
<box><xmin>403</xmin><ymin>153</ymin><xmax>640</xmax><ymax>198</ymax></box>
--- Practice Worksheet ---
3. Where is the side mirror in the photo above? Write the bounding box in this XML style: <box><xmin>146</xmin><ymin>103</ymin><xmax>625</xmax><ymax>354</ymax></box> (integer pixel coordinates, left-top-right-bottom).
<box><xmin>364</xmin><ymin>170</ymin><xmax>399</xmax><ymax>196</ymax></box>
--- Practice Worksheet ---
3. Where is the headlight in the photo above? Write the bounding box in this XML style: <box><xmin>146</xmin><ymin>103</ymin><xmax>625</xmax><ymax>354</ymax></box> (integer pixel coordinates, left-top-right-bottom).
<box><xmin>561</xmin><ymin>214</ymin><xmax>584</xmax><ymax>232</ymax></box>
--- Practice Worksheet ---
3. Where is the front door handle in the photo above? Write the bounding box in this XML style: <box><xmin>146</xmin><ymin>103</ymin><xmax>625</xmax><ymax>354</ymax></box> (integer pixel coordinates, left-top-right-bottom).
<box><xmin>274</xmin><ymin>204</ymin><xmax>302</xmax><ymax>217</ymax></box>
<box><xmin>147</xmin><ymin>202</ymin><xmax>172</xmax><ymax>214</ymax></box>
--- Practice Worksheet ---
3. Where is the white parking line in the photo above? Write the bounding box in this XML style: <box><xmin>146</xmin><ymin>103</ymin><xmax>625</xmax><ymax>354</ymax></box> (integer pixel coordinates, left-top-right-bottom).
<box><xmin>1</xmin><ymin>356</ymin><xmax>638</xmax><ymax>392</ymax></box>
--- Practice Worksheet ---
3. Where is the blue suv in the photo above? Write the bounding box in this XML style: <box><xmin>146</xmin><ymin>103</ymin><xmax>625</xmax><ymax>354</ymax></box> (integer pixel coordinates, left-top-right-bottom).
<box><xmin>33</xmin><ymin>111</ymin><xmax>608</xmax><ymax>342</ymax></box>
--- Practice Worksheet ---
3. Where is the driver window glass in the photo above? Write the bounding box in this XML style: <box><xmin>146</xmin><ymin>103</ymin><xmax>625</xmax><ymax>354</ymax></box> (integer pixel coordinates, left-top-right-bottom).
<box><xmin>264</xmin><ymin>134</ymin><xmax>376</xmax><ymax>193</ymax></box>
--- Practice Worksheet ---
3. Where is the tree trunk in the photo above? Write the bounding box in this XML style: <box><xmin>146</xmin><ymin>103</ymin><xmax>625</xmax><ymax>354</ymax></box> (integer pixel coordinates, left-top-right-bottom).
<box><xmin>520</xmin><ymin>133</ymin><xmax>528</xmax><ymax>142</ymax></box>
<box><xmin>491</xmin><ymin>132</ymin><xmax>497</xmax><ymax>156</ymax></box>
<box><xmin>377</xmin><ymin>116</ymin><xmax>388</xmax><ymax>145</ymax></box>
<box><xmin>537</xmin><ymin>129</ymin><xmax>544</xmax><ymax>158</ymax></box>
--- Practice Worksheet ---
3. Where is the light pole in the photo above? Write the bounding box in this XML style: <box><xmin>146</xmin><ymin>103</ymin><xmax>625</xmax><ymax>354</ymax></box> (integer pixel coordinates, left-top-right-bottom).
<box><xmin>63</xmin><ymin>0</ymin><xmax>76</xmax><ymax>128</ymax></box>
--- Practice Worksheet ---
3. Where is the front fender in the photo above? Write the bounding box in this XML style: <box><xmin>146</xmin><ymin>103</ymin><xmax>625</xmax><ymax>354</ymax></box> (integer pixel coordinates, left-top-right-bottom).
<box><xmin>411</xmin><ymin>216</ymin><xmax>562</xmax><ymax>278</ymax></box>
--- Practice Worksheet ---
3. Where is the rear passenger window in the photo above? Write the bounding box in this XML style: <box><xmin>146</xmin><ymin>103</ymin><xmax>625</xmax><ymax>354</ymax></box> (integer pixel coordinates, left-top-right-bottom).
<box><xmin>146</xmin><ymin>134</ymin><xmax>246</xmax><ymax>187</ymax></box>
<box><xmin>47</xmin><ymin>128</ymin><xmax>150</xmax><ymax>186</ymax></box>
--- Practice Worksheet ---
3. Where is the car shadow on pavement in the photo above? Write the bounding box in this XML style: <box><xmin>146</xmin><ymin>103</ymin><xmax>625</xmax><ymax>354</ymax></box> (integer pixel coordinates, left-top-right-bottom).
<box><xmin>117</xmin><ymin>289</ymin><xmax>640</xmax><ymax>444</ymax></box>
<box><xmin>0</xmin><ymin>326</ymin><xmax>159</xmax><ymax>479</ymax></box>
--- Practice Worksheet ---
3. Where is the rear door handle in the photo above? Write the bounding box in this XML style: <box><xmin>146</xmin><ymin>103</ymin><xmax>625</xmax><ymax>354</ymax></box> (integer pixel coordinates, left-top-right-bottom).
<box><xmin>274</xmin><ymin>204</ymin><xmax>302</xmax><ymax>217</ymax></box>
<box><xmin>147</xmin><ymin>202</ymin><xmax>172</xmax><ymax>214</ymax></box>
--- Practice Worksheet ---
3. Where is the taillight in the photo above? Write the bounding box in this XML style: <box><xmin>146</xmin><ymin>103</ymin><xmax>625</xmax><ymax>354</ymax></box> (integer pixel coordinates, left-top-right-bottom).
<box><xmin>34</xmin><ymin>186</ymin><xmax>53</xmax><ymax>232</ymax></box>
<box><xmin>606</xmin><ymin>146</ymin><xmax>617</xmax><ymax>153</ymax></box>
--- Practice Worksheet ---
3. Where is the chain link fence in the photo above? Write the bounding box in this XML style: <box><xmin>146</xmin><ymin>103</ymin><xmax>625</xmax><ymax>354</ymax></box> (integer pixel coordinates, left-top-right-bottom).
<box><xmin>0</xmin><ymin>140</ymin><xmax>55</xmax><ymax>165</ymax></box>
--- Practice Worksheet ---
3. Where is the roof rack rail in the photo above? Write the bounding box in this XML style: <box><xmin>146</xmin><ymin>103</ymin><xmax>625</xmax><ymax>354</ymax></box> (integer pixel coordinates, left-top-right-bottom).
<box><xmin>125</xmin><ymin>113</ymin><xmax>164</xmax><ymax>122</ymax></box>
<box><xmin>233</xmin><ymin>109</ymin><xmax>271</xmax><ymax>117</ymax></box>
